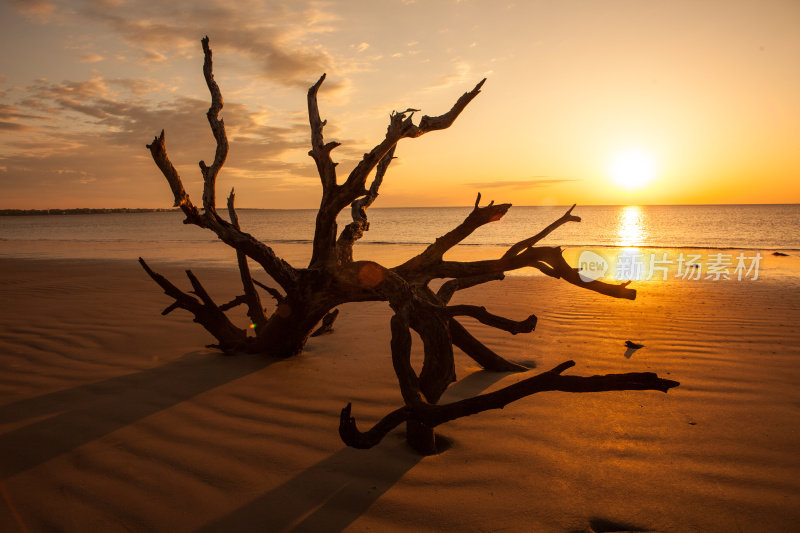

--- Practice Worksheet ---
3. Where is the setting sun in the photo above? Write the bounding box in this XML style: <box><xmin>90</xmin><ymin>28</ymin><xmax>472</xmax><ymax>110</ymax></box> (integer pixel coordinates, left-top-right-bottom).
<box><xmin>609</xmin><ymin>149</ymin><xmax>658</xmax><ymax>190</ymax></box>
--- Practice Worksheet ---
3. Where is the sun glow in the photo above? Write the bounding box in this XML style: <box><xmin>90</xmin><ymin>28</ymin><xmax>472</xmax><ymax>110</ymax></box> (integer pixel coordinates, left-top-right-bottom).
<box><xmin>609</xmin><ymin>149</ymin><xmax>657</xmax><ymax>190</ymax></box>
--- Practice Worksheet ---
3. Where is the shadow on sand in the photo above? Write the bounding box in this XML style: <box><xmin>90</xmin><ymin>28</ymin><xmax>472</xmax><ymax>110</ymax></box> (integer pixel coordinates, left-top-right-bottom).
<box><xmin>0</xmin><ymin>351</ymin><xmax>273</xmax><ymax>478</ymax></box>
<box><xmin>569</xmin><ymin>516</ymin><xmax>650</xmax><ymax>532</ymax></box>
<box><xmin>198</xmin><ymin>368</ymin><xmax>514</xmax><ymax>533</ymax></box>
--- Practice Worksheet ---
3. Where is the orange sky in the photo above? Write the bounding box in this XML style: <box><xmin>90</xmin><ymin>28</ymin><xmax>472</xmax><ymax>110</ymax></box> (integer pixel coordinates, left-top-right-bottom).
<box><xmin>1</xmin><ymin>0</ymin><xmax>798</xmax><ymax>209</ymax></box>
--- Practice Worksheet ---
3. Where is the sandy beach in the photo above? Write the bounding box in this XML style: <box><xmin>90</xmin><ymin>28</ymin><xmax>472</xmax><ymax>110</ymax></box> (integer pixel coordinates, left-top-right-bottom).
<box><xmin>1</xmin><ymin>256</ymin><xmax>799</xmax><ymax>532</ymax></box>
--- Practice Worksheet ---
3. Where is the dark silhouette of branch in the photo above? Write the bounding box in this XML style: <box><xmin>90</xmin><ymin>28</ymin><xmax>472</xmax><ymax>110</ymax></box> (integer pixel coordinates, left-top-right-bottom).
<box><xmin>394</xmin><ymin>193</ymin><xmax>510</xmax><ymax>276</ymax></box>
<box><xmin>145</xmin><ymin>39</ymin><xmax>297</xmax><ymax>290</ymax></box>
<box><xmin>138</xmin><ymin>258</ymin><xmax>246</xmax><ymax>352</ymax></box>
<box><xmin>336</xmin><ymin>145</ymin><xmax>397</xmax><ymax>264</ymax></box>
<box><xmin>437</xmin><ymin>272</ymin><xmax>505</xmax><ymax>304</ymax></box>
<box><xmin>448</xmin><ymin>318</ymin><xmax>529</xmax><ymax>372</ymax></box>
<box><xmin>307</xmin><ymin>73</ymin><xmax>341</xmax><ymax>192</ymax></box>
<box><xmin>340</xmin><ymin>360</ymin><xmax>679</xmax><ymax>449</ymax></box>
<box><xmin>308</xmin><ymin>78</ymin><xmax>486</xmax><ymax>268</ymax></box>
<box><xmin>227</xmin><ymin>188</ymin><xmax>268</xmax><ymax>331</ymax></box>
<box><xmin>395</xmin><ymin>202</ymin><xmax>634</xmax><ymax>299</ymax></box>
<box><xmin>252</xmin><ymin>279</ymin><xmax>286</xmax><ymax>304</ymax></box>
<box><xmin>446</xmin><ymin>305</ymin><xmax>537</xmax><ymax>334</ymax></box>
<box><xmin>199</xmin><ymin>35</ymin><xmax>227</xmax><ymax>213</ymax></box>
<box><xmin>430</xmin><ymin>245</ymin><xmax>635</xmax><ymax>299</ymax></box>
<box><xmin>342</xmin><ymin>80</ymin><xmax>486</xmax><ymax>202</ymax></box>
<box><xmin>501</xmin><ymin>204</ymin><xmax>580</xmax><ymax>260</ymax></box>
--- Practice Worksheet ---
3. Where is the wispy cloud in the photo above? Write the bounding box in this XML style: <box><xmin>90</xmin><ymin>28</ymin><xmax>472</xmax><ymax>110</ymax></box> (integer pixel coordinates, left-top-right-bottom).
<box><xmin>9</xmin><ymin>0</ymin><xmax>56</xmax><ymax>19</ymax></box>
<box><xmin>0</xmin><ymin>122</ymin><xmax>33</xmax><ymax>132</ymax></box>
<box><xmin>76</xmin><ymin>0</ymin><xmax>345</xmax><ymax>89</ymax></box>
<box><xmin>0</xmin><ymin>104</ymin><xmax>46</xmax><ymax>122</ymax></box>
<box><xmin>424</xmin><ymin>59</ymin><xmax>472</xmax><ymax>91</ymax></box>
<box><xmin>0</xmin><ymin>70</ymin><xmax>329</xmax><ymax>207</ymax></box>
<box><xmin>80</xmin><ymin>53</ymin><xmax>104</xmax><ymax>63</ymax></box>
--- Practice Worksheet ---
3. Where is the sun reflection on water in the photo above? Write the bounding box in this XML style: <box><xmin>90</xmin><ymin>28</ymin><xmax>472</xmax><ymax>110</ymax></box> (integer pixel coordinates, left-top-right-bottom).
<box><xmin>615</xmin><ymin>206</ymin><xmax>648</xmax><ymax>248</ymax></box>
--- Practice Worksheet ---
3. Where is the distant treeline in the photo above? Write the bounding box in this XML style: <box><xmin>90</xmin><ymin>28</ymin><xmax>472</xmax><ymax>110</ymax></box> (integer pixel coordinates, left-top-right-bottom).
<box><xmin>0</xmin><ymin>208</ymin><xmax>178</xmax><ymax>216</ymax></box>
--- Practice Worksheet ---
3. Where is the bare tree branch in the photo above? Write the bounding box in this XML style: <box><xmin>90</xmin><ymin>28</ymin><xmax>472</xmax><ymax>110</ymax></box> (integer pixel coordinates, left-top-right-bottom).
<box><xmin>394</xmin><ymin>202</ymin><xmax>633</xmax><ymax>299</ymax></box>
<box><xmin>395</xmin><ymin>193</ymin><xmax>510</xmax><ymax>277</ymax></box>
<box><xmin>431</xmin><ymin>246</ymin><xmax>635</xmax><ymax>299</ymax></box>
<box><xmin>309</xmin><ymin>79</ymin><xmax>486</xmax><ymax>268</ymax></box>
<box><xmin>339</xmin><ymin>360</ymin><xmax>679</xmax><ymax>449</ymax></box>
<box><xmin>390</xmin><ymin>313</ymin><xmax>424</xmax><ymax>406</ymax></box>
<box><xmin>139</xmin><ymin>257</ymin><xmax>202</xmax><ymax>311</ymax></box>
<box><xmin>227</xmin><ymin>188</ymin><xmax>268</xmax><ymax>331</ymax></box>
<box><xmin>146</xmin><ymin>130</ymin><xmax>200</xmax><ymax>217</ymax></box>
<box><xmin>446</xmin><ymin>304</ymin><xmax>537</xmax><ymax>334</ymax></box>
<box><xmin>138</xmin><ymin>258</ymin><xmax>246</xmax><ymax>351</ymax></box>
<box><xmin>198</xmin><ymin>35</ymin><xmax>228</xmax><ymax>214</ymax></box>
<box><xmin>339</xmin><ymin>402</ymin><xmax>411</xmax><ymax>450</ymax></box>
<box><xmin>252</xmin><ymin>279</ymin><xmax>286</xmax><ymax>304</ymax></box>
<box><xmin>342</xmin><ymin>79</ymin><xmax>486</xmax><ymax>204</ymax></box>
<box><xmin>146</xmin><ymin>39</ymin><xmax>297</xmax><ymax>290</ymax></box>
<box><xmin>449</xmin><ymin>318</ymin><xmax>529</xmax><ymax>372</ymax></box>
<box><xmin>411</xmin><ymin>306</ymin><xmax>458</xmax><ymax>404</ymax></box>
<box><xmin>423</xmin><ymin>281</ymin><xmax>528</xmax><ymax>373</ymax></box>
<box><xmin>307</xmin><ymin>73</ymin><xmax>340</xmax><ymax>192</ymax></box>
<box><xmin>501</xmin><ymin>204</ymin><xmax>580</xmax><ymax>260</ymax></box>
<box><xmin>219</xmin><ymin>294</ymin><xmax>248</xmax><ymax>312</ymax></box>
<box><xmin>436</xmin><ymin>272</ymin><xmax>505</xmax><ymax>304</ymax></box>
<box><xmin>336</xmin><ymin>145</ymin><xmax>397</xmax><ymax>264</ymax></box>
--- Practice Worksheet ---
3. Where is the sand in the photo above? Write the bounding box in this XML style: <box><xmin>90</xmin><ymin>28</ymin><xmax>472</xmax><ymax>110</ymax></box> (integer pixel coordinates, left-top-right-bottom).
<box><xmin>1</xmin><ymin>256</ymin><xmax>799</xmax><ymax>532</ymax></box>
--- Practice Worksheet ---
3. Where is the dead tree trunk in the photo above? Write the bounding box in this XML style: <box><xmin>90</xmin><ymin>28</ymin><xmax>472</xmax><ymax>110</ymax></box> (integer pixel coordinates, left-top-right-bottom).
<box><xmin>142</xmin><ymin>36</ymin><xmax>486</xmax><ymax>358</ymax></box>
<box><xmin>142</xmin><ymin>37</ymin><xmax>678</xmax><ymax>454</ymax></box>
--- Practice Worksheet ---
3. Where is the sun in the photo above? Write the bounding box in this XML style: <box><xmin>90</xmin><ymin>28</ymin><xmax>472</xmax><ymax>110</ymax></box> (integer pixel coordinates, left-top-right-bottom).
<box><xmin>608</xmin><ymin>149</ymin><xmax>657</xmax><ymax>189</ymax></box>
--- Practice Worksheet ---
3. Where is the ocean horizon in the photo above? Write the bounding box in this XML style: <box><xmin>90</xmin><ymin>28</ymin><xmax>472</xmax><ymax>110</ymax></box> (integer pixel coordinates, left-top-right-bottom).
<box><xmin>2</xmin><ymin>205</ymin><xmax>799</xmax><ymax>281</ymax></box>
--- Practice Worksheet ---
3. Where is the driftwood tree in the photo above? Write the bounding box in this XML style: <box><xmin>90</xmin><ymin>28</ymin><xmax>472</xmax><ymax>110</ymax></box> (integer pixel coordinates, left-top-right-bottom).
<box><xmin>142</xmin><ymin>37</ymin><xmax>678</xmax><ymax>454</ymax></box>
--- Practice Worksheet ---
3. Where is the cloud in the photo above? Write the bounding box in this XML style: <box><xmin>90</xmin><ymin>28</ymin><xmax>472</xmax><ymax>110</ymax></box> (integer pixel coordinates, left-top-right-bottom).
<box><xmin>1</xmin><ymin>1</ymin><xmax>400</xmax><ymax>207</ymax></box>
<box><xmin>76</xmin><ymin>0</ymin><xmax>346</xmax><ymax>89</ymax></box>
<box><xmin>467</xmin><ymin>178</ymin><xmax>577</xmax><ymax>189</ymax></box>
<box><xmin>107</xmin><ymin>77</ymin><xmax>165</xmax><ymax>97</ymax></box>
<box><xmin>0</xmin><ymin>71</ymin><xmax>362</xmax><ymax>207</ymax></box>
<box><xmin>0</xmin><ymin>122</ymin><xmax>33</xmax><ymax>132</ymax></box>
<box><xmin>80</xmin><ymin>54</ymin><xmax>105</xmax><ymax>63</ymax></box>
<box><xmin>26</xmin><ymin>77</ymin><xmax>113</xmax><ymax>119</ymax></box>
<box><xmin>9</xmin><ymin>0</ymin><xmax>55</xmax><ymax>17</ymax></box>
<box><xmin>140</xmin><ymin>50</ymin><xmax>168</xmax><ymax>64</ymax></box>
<box><xmin>0</xmin><ymin>104</ymin><xmax>46</xmax><ymax>122</ymax></box>
<box><xmin>424</xmin><ymin>60</ymin><xmax>472</xmax><ymax>91</ymax></box>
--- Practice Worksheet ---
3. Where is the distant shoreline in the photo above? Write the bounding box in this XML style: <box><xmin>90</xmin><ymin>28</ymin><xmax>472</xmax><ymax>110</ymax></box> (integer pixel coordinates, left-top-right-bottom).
<box><xmin>2</xmin><ymin>203</ymin><xmax>798</xmax><ymax>216</ymax></box>
<box><xmin>0</xmin><ymin>208</ymin><xmax>179</xmax><ymax>216</ymax></box>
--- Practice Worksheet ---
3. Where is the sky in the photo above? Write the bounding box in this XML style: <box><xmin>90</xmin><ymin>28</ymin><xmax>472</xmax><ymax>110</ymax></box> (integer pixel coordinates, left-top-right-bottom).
<box><xmin>1</xmin><ymin>0</ymin><xmax>798</xmax><ymax>209</ymax></box>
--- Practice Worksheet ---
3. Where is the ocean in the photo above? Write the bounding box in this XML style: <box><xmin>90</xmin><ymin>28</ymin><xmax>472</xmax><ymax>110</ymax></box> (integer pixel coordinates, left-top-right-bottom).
<box><xmin>1</xmin><ymin>205</ymin><xmax>798</xmax><ymax>281</ymax></box>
